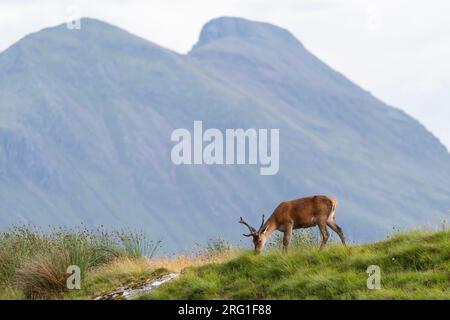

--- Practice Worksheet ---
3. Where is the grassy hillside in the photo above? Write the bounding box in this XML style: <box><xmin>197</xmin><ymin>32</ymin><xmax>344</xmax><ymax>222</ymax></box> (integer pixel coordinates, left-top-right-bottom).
<box><xmin>0</xmin><ymin>227</ymin><xmax>448</xmax><ymax>300</ymax></box>
<box><xmin>144</xmin><ymin>230</ymin><xmax>449</xmax><ymax>300</ymax></box>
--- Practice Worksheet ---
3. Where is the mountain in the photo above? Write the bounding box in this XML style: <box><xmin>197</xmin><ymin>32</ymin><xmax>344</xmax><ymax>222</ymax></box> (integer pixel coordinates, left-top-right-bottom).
<box><xmin>0</xmin><ymin>17</ymin><xmax>449</xmax><ymax>251</ymax></box>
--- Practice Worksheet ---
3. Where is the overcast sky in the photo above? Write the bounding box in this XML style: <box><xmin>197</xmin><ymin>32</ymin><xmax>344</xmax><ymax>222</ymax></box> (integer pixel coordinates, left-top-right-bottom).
<box><xmin>1</xmin><ymin>0</ymin><xmax>449</xmax><ymax>150</ymax></box>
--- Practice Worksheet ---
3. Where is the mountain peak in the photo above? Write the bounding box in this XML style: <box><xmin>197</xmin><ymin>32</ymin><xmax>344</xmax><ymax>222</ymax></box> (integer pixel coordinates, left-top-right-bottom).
<box><xmin>2</xmin><ymin>17</ymin><xmax>169</xmax><ymax>61</ymax></box>
<box><xmin>23</xmin><ymin>17</ymin><xmax>124</xmax><ymax>40</ymax></box>
<box><xmin>193</xmin><ymin>16</ymin><xmax>302</xmax><ymax>49</ymax></box>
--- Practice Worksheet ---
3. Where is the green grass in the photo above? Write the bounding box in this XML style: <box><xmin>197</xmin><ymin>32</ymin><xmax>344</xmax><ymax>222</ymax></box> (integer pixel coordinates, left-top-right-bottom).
<box><xmin>143</xmin><ymin>230</ymin><xmax>449</xmax><ymax>300</ymax></box>
<box><xmin>0</xmin><ymin>227</ymin><xmax>448</xmax><ymax>300</ymax></box>
<box><xmin>0</xmin><ymin>225</ymin><xmax>159</xmax><ymax>299</ymax></box>
<box><xmin>64</xmin><ymin>260</ymin><xmax>170</xmax><ymax>300</ymax></box>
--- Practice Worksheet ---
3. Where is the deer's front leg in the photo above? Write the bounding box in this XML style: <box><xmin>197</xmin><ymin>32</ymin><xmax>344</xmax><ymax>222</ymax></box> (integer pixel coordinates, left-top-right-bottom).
<box><xmin>282</xmin><ymin>224</ymin><xmax>293</xmax><ymax>253</ymax></box>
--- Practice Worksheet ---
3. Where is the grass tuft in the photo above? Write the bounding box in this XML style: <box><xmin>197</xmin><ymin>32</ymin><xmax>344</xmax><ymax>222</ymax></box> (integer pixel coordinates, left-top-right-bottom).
<box><xmin>0</xmin><ymin>225</ymin><xmax>158</xmax><ymax>299</ymax></box>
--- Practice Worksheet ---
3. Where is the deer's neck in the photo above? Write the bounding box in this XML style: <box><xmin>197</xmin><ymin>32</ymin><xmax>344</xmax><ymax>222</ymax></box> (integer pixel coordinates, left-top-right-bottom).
<box><xmin>262</xmin><ymin>216</ymin><xmax>277</xmax><ymax>237</ymax></box>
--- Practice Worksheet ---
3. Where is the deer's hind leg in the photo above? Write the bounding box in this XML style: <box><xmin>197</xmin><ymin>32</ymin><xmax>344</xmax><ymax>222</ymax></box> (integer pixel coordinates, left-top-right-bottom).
<box><xmin>318</xmin><ymin>223</ymin><xmax>329</xmax><ymax>250</ymax></box>
<box><xmin>327</xmin><ymin>220</ymin><xmax>346</xmax><ymax>246</ymax></box>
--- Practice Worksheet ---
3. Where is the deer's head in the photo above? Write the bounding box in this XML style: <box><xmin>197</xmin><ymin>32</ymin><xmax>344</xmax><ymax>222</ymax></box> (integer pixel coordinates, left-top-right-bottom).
<box><xmin>239</xmin><ymin>215</ymin><xmax>269</xmax><ymax>254</ymax></box>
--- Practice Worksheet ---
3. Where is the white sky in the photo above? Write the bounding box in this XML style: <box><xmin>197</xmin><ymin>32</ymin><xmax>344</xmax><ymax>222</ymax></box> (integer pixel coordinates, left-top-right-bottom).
<box><xmin>1</xmin><ymin>0</ymin><xmax>449</xmax><ymax>150</ymax></box>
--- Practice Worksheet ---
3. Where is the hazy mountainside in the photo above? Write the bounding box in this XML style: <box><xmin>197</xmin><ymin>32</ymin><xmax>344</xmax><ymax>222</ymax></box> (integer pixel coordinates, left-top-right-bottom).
<box><xmin>0</xmin><ymin>17</ymin><xmax>449</xmax><ymax>251</ymax></box>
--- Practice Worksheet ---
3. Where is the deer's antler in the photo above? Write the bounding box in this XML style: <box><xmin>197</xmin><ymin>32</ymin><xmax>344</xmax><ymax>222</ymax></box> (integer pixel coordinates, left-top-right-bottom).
<box><xmin>239</xmin><ymin>217</ymin><xmax>257</xmax><ymax>236</ymax></box>
<box><xmin>258</xmin><ymin>214</ymin><xmax>265</xmax><ymax>232</ymax></box>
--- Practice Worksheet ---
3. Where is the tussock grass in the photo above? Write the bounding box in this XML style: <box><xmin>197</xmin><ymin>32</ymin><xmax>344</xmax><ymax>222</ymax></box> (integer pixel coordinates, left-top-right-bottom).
<box><xmin>0</xmin><ymin>225</ymin><xmax>158</xmax><ymax>299</ymax></box>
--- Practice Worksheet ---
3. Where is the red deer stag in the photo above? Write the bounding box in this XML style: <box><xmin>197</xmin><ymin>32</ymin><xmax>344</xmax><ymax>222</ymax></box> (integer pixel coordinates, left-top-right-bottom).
<box><xmin>239</xmin><ymin>195</ymin><xmax>345</xmax><ymax>253</ymax></box>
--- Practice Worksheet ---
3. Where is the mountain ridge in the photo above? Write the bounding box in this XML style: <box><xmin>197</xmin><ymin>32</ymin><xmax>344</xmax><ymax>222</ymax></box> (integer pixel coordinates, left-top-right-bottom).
<box><xmin>192</xmin><ymin>16</ymin><xmax>303</xmax><ymax>50</ymax></box>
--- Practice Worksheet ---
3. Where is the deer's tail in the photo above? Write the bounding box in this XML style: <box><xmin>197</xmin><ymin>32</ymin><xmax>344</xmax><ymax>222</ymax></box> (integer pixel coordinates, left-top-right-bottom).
<box><xmin>329</xmin><ymin>198</ymin><xmax>338</xmax><ymax>221</ymax></box>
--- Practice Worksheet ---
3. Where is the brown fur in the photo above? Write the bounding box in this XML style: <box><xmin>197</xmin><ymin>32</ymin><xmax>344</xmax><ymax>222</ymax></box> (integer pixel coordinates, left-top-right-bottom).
<box><xmin>240</xmin><ymin>195</ymin><xmax>346</xmax><ymax>253</ymax></box>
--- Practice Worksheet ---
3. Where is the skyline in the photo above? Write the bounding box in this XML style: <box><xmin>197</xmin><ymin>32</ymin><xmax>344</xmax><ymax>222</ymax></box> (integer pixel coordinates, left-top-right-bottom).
<box><xmin>1</xmin><ymin>0</ymin><xmax>449</xmax><ymax>150</ymax></box>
